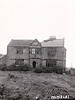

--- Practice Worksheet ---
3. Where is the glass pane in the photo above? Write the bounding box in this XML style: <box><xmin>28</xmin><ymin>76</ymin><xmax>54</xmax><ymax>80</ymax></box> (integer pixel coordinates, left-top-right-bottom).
<box><xmin>32</xmin><ymin>49</ymin><xmax>35</xmax><ymax>54</ymax></box>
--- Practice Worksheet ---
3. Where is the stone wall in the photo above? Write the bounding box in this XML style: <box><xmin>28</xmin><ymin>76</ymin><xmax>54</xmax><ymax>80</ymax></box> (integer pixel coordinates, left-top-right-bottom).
<box><xmin>30</xmin><ymin>58</ymin><xmax>41</xmax><ymax>68</ymax></box>
<box><xmin>7</xmin><ymin>46</ymin><xmax>29</xmax><ymax>66</ymax></box>
<box><xmin>7</xmin><ymin>46</ymin><xmax>66</xmax><ymax>68</ymax></box>
<box><xmin>42</xmin><ymin>47</ymin><xmax>66</xmax><ymax>67</ymax></box>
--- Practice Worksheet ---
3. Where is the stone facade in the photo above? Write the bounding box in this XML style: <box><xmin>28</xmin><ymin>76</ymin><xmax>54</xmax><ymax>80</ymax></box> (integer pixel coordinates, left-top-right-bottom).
<box><xmin>0</xmin><ymin>55</ymin><xmax>7</xmax><ymax>66</ymax></box>
<box><xmin>6</xmin><ymin>37</ymin><xmax>66</xmax><ymax>70</ymax></box>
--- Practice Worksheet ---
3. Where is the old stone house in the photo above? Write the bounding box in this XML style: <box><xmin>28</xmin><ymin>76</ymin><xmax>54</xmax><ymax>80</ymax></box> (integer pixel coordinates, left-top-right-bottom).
<box><xmin>6</xmin><ymin>36</ymin><xmax>66</xmax><ymax>70</ymax></box>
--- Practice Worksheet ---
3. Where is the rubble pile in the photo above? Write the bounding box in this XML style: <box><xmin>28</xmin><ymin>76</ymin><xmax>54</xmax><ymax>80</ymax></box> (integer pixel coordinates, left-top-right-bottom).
<box><xmin>0</xmin><ymin>71</ymin><xmax>75</xmax><ymax>100</ymax></box>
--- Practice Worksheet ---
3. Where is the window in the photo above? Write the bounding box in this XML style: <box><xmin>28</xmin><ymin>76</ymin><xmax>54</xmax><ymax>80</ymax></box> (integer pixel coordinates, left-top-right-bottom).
<box><xmin>46</xmin><ymin>60</ymin><xmax>56</xmax><ymax>67</ymax></box>
<box><xmin>29</xmin><ymin>49</ymin><xmax>32</xmax><ymax>54</ymax></box>
<box><xmin>32</xmin><ymin>42</ymin><xmax>38</xmax><ymax>45</ymax></box>
<box><xmin>36</xmin><ymin>48</ymin><xmax>41</xmax><ymax>54</ymax></box>
<box><xmin>16</xmin><ymin>47</ymin><xmax>23</xmax><ymax>54</ymax></box>
<box><xmin>29</xmin><ymin>48</ymin><xmax>41</xmax><ymax>54</ymax></box>
<box><xmin>48</xmin><ymin>48</ymin><xmax>56</xmax><ymax>56</ymax></box>
<box><xmin>23</xmin><ymin>48</ymin><xmax>26</xmax><ymax>53</ymax></box>
<box><xmin>32</xmin><ymin>49</ymin><xmax>35</xmax><ymax>54</ymax></box>
<box><xmin>15</xmin><ymin>59</ymin><xmax>24</xmax><ymax>65</ymax></box>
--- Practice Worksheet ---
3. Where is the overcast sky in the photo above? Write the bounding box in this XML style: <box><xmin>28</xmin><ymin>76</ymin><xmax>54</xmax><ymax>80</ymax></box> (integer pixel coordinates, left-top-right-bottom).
<box><xmin>0</xmin><ymin>0</ymin><xmax>75</xmax><ymax>68</ymax></box>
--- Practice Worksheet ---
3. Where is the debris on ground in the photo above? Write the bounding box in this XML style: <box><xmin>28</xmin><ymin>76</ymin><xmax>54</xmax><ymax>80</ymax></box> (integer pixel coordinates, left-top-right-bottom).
<box><xmin>0</xmin><ymin>71</ymin><xmax>75</xmax><ymax>100</ymax></box>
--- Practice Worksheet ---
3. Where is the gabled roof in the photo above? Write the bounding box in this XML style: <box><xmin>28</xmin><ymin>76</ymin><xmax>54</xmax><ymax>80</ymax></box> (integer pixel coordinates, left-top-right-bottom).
<box><xmin>8</xmin><ymin>39</ymin><xmax>33</xmax><ymax>47</ymax></box>
<box><xmin>41</xmin><ymin>39</ymin><xmax>64</xmax><ymax>47</ymax></box>
<box><xmin>8</xmin><ymin>37</ymin><xmax>64</xmax><ymax>47</ymax></box>
<box><xmin>30</xmin><ymin>39</ymin><xmax>41</xmax><ymax>46</ymax></box>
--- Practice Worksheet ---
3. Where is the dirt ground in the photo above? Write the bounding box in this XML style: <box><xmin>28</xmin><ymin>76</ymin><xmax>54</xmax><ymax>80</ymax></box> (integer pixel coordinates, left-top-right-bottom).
<box><xmin>0</xmin><ymin>71</ymin><xmax>75</xmax><ymax>100</ymax></box>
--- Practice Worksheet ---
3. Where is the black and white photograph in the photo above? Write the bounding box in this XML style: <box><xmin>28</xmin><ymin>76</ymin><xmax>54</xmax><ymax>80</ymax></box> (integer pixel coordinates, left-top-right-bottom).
<box><xmin>0</xmin><ymin>0</ymin><xmax>75</xmax><ymax>99</ymax></box>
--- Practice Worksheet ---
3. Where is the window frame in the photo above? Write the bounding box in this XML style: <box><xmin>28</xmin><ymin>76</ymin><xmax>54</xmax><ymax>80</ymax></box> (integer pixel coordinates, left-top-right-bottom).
<box><xmin>36</xmin><ymin>48</ymin><xmax>41</xmax><ymax>55</ymax></box>
<box><xmin>47</xmin><ymin>47</ymin><xmax>56</xmax><ymax>57</ymax></box>
<box><xmin>46</xmin><ymin>59</ymin><xmax>56</xmax><ymax>67</ymax></box>
<box><xmin>15</xmin><ymin>59</ymin><xmax>24</xmax><ymax>65</ymax></box>
<box><xmin>32</xmin><ymin>48</ymin><xmax>36</xmax><ymax>54</ymax></box>
<box><xmin>16</xmin><ymin>47</ymin><xmax>23</xmax><ymax>54</ymax></box>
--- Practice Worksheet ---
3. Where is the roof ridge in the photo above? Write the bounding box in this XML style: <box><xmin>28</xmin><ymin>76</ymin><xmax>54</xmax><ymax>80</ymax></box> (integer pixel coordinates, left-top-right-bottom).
<box><xmin>12</xmin><ymin>39</ymin><xmax>33</xmax><ymax>41</ymax></box>
<box><xmin>8</xmin><ymin>39</ymin><xmax>34</xmax><ymax>47</ymax></box>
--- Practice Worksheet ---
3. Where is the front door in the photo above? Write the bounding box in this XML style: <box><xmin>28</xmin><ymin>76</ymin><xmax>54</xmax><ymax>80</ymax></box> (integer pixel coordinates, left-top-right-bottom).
<box><xmin>32</xmin><ymin>61</ymin><xmax>36</xmax><ymax>68</ymax></box>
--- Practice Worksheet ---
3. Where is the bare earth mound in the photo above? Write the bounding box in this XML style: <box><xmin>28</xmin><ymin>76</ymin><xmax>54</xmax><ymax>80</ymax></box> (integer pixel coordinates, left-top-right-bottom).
<box><xmin>0</xmin><ymin>71</ymin><xmax>75</xmax><ymax>100</ymax></box>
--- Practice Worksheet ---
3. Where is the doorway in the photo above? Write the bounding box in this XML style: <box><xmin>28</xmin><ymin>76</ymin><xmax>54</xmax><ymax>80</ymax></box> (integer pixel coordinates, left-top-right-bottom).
<box><xmin>32</xmin><ymin>61</ymin><xmax>36</xmax><ymax>68</ymax></box>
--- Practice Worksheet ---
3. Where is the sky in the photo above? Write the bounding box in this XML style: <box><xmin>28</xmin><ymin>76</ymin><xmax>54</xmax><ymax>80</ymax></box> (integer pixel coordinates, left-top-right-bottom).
<box><xmin>0</xmin><ymin>0</ymin><xmax>75</xmax><ymax>68</ymax></box>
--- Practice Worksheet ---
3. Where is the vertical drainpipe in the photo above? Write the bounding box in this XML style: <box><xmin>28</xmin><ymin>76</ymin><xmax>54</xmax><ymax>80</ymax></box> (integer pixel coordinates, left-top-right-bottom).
<box><xmin>29</xmin><ymin>47</ymin><xmax>30</xmax><ymax>67</ymax></box>
<box><xmin>63</xmin><ymin>37</ymin><xmax>65</xmax><ymax>73</ymax></box>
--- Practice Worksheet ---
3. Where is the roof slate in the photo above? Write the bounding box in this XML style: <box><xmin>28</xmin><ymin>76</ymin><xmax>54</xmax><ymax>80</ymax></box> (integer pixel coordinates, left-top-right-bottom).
<box><xmin>8</xmin><ymin>39</ymin><xmax>33</xmax><ymax>47</ymax></box>
<box><xmin>8</xmin><ymin>38</ymin><xmax>64</xmax><ymax>47</ymax></box>
<box><xmin>41</xmin><ymin>39</ymin><xmax>64</xmax><ymax>47</ymax></box>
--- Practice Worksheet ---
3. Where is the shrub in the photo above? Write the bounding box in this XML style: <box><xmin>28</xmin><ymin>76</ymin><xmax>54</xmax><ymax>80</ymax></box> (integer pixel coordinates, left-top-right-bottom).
<box><xmin>0</xmin><ymin>64</ymin><xmax>7</xmax><ymax>71</ymax></box>
<box><xmin>7</xmin><ymin>64</ymin><xmax>16</xmax><ymax>71</ymax></box>
<box><xmin>45</xmin><ymin>67</ymin><xmax>52</xmax><ymax>73</ymax></box>
<box><xmin>7</xmin><ymin>64</ymin><xmax>31</xmax><ymax>71</ymax></box>
<box><xmin>65</xmin><ymin>70</ymin><xmax>70</xmax><ymax>74</ymax></box>
<box><xmin>15</xmin><ymin>65</ymin><xmax>22</xmax><ymax>71</ymax></box>
<box><xmin>20</xmin><ymin>64</ymin><xmax>31</xmax><ymax>71</ymax></box>
<box><xmin>34</xmin><ymin>66</ymin><xmax>44</xmax><ymax>73</ymax></box>
<box><xmin>34</xmin><ymin>65</ymin><xmax>63</xmax><ymax>74</ymax></box>
<box><xmin>34</xmin><ymin>66</ymin><xmax>54</xmax><ymax>73</ymax></box>
<box><xmin>44</xmin><ymin>65</ymin><xmax>63</xmax><ymax>74</ymax></box>
<box><xmin>53</xmin><ymin>65</ymin><xmax>63</xmax><ymax>74</ymax></box>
